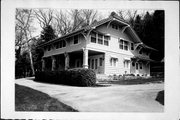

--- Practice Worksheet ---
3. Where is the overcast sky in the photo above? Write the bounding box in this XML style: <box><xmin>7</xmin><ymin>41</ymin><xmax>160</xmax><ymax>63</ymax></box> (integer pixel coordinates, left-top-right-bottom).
<box><xmin>32</xmin><ymin>9</ymin><xmax>154</xmax><ymax>37</ymax></box>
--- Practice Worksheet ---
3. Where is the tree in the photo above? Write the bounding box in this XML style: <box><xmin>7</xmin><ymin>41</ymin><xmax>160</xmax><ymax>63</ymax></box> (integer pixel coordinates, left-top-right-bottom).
<box><xmin>54</xmin><ymin>10</ymin><xmax>73</xmax><ymax>36</ymax></box>
<box><xmin>133</xmin><ymin>15</ymin><xmax>143</xmax><ymax>38</ymax></box>
<box><xmin>15</xmin><ymin>9</ymin><xmax>35</xmax><ymax>75</ymax></box>
<box><xmin>40</xmin><ymin>25</ymin><xmax>57</xmax><ymax>42</ymax></box>
<box><xmin>53</xmin><ymin>9</ymin><xmax>100</xmax><ymax>36</ymax></box>
<box><xmin>34</xmin><ymin>9</ymin><xmax>54</xmax><ymax>28</ymax></box>
<box><xmin>116</xmin><ymin>10</ymin><xmax>138</xmax><ymax>27</ymax></box>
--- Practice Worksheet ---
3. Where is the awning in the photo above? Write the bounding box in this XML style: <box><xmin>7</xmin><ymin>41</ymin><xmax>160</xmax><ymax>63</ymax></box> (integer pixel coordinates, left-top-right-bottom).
<box><xmin>110</xmin><ymin>55</ymin><xmax>118</xmax><ymax>60</ymax></box>
<box><xmin>123</xmin><ymin>57</ymin><xmax>131</xmax><ymax>61</ymax></box>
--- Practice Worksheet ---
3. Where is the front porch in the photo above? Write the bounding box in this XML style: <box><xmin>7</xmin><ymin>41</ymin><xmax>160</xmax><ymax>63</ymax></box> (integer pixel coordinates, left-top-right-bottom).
<box><xmin>41</xmin><ymin>49</ymin><xmax>105</xmax><ymax>74</ymax></box>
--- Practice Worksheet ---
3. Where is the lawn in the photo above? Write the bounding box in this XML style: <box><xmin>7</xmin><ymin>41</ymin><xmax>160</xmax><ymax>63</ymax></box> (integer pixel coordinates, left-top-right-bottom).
<box><xmin>15</xmin><ymin>84</ymin><xmax>78</xmax><ymax>111</ymax></box>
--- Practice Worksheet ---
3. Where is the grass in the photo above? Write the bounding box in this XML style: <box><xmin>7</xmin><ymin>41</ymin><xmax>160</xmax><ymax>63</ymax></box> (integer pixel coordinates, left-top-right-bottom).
<box><xmin>98</xmin><ymin>77</ymin><xmax>164</xmax><ymax>85</ymax></box>
<box><xmin>15</xmin><ymin>84</ymin><xmax>78</xmax><ymax>111</ymax></box>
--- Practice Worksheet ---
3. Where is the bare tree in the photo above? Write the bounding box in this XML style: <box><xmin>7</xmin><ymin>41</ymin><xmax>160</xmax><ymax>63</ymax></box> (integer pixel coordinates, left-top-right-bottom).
<box><xmin>81</xmin><ymin>9</ymin><xmax>98</xmax><ymax>26</ymax></box>
<box><xmin>53</xmin><ymin>9</ymin><xmax>99</xmax><ymax>36</ymax></box>
<box><xmin>16</xmin><ymin>9</ymin><xmax>35</xmax><ymax>75</ymax></box>
<box><xmin>116</xmin><ymin>10</ymin><xmax>138</xmax><ymax>27</ymax></box>
<box><xmin>70</xmin><ymin>9</ymin><xmax>84</xmax><ymax>31</ymax></box>
<box><xmin>34</xmin><ymin>9</ymin><xmax>54</xmax><ymax>28</ymax></box>
<box><xmin>53</xmin><ymin>10</ymin><xmax>72</xmax><ymax>36</ymax></box>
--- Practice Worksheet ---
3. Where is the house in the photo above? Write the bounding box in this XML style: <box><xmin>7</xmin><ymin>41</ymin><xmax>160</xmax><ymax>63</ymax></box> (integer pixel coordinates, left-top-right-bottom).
<box><xmin>38</xmin><ymin>13</ymin><xmax>156</xmax><ymax>76</ymax></box>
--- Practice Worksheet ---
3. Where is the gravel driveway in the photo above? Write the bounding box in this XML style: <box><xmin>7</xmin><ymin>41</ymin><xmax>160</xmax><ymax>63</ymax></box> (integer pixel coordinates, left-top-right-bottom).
<box><xmin>15</xmin><ymin>77</ymin><xmax>164</xmax><ymax>112</ymax></box>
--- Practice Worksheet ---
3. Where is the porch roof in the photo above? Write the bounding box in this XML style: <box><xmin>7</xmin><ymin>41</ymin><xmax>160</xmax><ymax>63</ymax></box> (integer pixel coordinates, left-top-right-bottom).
<box><xmin>131</xmin><ymin>56</ymin><xmax>155</xmax><ymax>62</ymax></box>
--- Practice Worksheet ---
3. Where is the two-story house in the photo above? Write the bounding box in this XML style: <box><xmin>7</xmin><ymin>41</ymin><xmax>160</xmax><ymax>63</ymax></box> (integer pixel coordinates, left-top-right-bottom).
<box><xmin>38</xmin><ymin>13</ymin><xmax>156</xmax><ymax>76</ymax></box>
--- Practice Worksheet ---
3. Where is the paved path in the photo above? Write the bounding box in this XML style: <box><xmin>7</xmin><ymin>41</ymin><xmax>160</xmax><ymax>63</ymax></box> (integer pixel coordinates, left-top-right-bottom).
<box><xmin>15</xmin><ymin>77</ymin><xmax>164</xmax><ymax>112</ymax></box>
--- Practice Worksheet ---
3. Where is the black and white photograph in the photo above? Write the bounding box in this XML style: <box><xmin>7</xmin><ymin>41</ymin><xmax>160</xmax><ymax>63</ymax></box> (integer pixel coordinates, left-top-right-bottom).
<box><xmin>1</xmin><ymin>0</ymin><xmax>180</xmax><ymax>120</ymax></box>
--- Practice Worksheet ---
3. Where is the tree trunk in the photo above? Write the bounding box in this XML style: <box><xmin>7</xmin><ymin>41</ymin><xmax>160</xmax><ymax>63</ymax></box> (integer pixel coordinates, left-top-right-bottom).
<box><xmin>28</xmin><ymin>48</ymin><xmax>35</xmax><ymax>76</ymax></box>
<box><xmin>24</xmin><ymin>30</ymin><xmax>35</xmax><ymax>76</ymax></box>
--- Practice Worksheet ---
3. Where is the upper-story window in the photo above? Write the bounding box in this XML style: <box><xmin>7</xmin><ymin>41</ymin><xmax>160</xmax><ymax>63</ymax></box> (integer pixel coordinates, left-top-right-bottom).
<box><xmin>98</xmin><ymin>34</ymin><xmax>103</xmax><ymax>44</ymax></box>
<box><xmin>131</xmin><ymin>43</ymin><xmax>134</xmax><ymax>50</ymax></box>
<box><xmin>74</xmin><ymin>35</ymin><xmax>79</xmax><ymax>44</ymax></box>
<box><xmin>104</xmin><ymin>36</ymin><xmax>109</xmax><ymax>46</ymax></box>
<box><xmin>91</xmin><ymin>32</ymin><xmax>96</xmax><ymax>43</ymax></box>
<box><xmin>119</xmin><ymin>39</ymin><xmax>128</xmax><ymax>51</ymax></box>
<box><xmin>139</xmin><ymin>63</ymin><xmax>142</xmax><ymax>69</ymax></box>
<box><xmin>55</xmin><ymin>40</ymin><xmax>66</xmax><ymax>49</ymax></box>
<box><xmin>90</xmin><ymin>31</ymin><xmax>110</xmax><ymax>46</ymax></box>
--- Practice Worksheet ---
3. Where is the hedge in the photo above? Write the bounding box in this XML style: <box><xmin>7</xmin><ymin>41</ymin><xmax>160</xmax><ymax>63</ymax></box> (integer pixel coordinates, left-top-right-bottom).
<box><xmin>34</xmin><ymin>68</ymin><xmax>96</xmax><ymax>87</ymax></box>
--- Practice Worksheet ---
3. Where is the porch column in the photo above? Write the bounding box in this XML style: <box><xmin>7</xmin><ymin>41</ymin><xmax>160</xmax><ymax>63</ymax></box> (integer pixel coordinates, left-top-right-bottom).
<box><xmin>64</xmin><ymin>52</ymin><xmax>69</xmax><ymax>70</ymax></box>
<box><xmin>51</xmin><ymin>56</ymin><xmax>56</xmax><ymax>71</ymax></box>
<box><xmin>83</xmin><ymin>48</ymin><xmax>88</xmax><ymax>68</ymax></box>
<box><xmin>41</xmin><ymin>58</ymin><xmax>45</xmax><ymax>71</ymax></box>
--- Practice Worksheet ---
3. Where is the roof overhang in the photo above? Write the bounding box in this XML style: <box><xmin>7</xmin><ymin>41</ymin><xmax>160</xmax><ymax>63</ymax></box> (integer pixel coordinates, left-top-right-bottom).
<box><xmin>37</xmin><ymin>29</ymin><xmax>85</xmax><ymax>48</ymax></box>
<box><xmin>131</xmin><ymin>56</ymin><xmax>155</xmax><ymax>62</ymax></box>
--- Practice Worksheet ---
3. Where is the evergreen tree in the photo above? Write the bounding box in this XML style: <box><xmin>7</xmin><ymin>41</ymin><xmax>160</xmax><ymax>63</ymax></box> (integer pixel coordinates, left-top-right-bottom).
<box><xmin>40</xmin><ymin>25</ymin><xmax>57</xmax><ymax>42</ymax></box>
<box><xmin>133</xmin><ymin>15</ymin><xmax>143</xmax><ymax>39</ymax></box>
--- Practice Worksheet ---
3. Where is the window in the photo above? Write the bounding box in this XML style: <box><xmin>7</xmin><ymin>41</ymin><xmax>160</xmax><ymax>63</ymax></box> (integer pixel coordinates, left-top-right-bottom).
<box><xmin>95</xmin><ymin>59</ymin><xmax>98</xmax><ymax>69</ymax></box>
<box><xmin>119</xmin><ymin>40</ymin><xmax>123</xmax><ymax>49</ymax></box>
<box><xmin>104</xmin><ymin>36</ymin><xmax>109</xmax><ymax>46</ymax></box>
<box><xmin>99</xmin><ymin>58</ymin><xmax>103</xmax><ymax>66</ymax></box>
<box><xmin>139</xmin><ymin>63</ymin><xmax>142</xmax><ymax>69</ymax></box>
<box><xmin>98</xmin><ymin>34</ymin><xmax>103</xmax><ymax>44</ymax></box>
<box><xmin>91</xmin><ymin>31</ymin><xmax>110</xmax><ymax>46</ymax></box>
<box><xmin>124</xmin><ymin>41</ymin><xmax>128</xmax><ymax>50</ymax></box>
<box><xmin>136</xmin><ymin>63</ymin><xmax>138</xmax><ymax>70</ymax></box>
<box><xmin>55</xmin><ymin>40</ymin><xmax>66</xmax><ymax>49</ymax></box>
<box><xmin>74</xmin><ymin>35</ymin><xmax>78</xmax><ymax>44</ymax></box>
<box><xmin>91</xmin><ymin>32</ymin><xmax>96</xmax><ymax>43</ymax></box>
<box><xmin>119</xmin><ymin>39</ymin><xmax>128</xmax><ymax>51</ymax></box>
<box><xmin>124</xmin><ymin>61</ymin><xmax>129</xmax><ymax>68</ymax></box>
<box><xmin>131</xmin><ymin>43</ymin><xmax>134</xmax><ymax>50</ymax></box>
<box><xmin>132</xmin><ymin>62</ymin><xmax>135</xmax><ymax>66</ymax></box>
<box><xmin>110</xmin><ymin>58</ymin><xmax>117</xmax><ymax>67</ymax></box>
<box><xmin>62</xmin><ymin>40</ymin><xmax>66</xmax><ymax>47</ymax></box>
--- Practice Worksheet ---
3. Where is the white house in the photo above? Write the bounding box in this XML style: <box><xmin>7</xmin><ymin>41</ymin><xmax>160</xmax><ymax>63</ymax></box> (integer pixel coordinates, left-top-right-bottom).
<box><xmin>38</xmin><ymin>13</ymin><xmax>156</xmax><ymax>76</ymax></box>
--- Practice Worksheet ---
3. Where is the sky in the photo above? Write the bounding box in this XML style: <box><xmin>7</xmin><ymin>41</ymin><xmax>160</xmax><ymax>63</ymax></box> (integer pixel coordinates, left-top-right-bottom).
<box><xmin>31</xmin><ymin>9</ymin><xmax>155</xmax><ymax>37</ymax></box>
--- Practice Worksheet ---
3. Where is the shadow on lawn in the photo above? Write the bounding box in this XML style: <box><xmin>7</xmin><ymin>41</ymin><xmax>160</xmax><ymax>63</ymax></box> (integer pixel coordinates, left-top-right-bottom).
<box><xmin>15</xmin><ymin>84</ymin><xmax>78</xmax><ymax>111</ymax></box>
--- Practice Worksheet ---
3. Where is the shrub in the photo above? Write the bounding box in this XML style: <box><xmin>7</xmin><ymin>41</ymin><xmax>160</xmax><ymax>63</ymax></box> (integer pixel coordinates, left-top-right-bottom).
<box><xmin>34</xmin><ymin>68</ymin><xmax>96</xmax><ymax>87</ymax></box>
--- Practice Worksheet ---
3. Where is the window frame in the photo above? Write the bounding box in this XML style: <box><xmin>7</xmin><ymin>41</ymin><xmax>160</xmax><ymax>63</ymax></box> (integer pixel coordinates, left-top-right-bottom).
<box><xmin>104</xmin><ymin>36</ymin><xmax>109</xmax><ymax>46</ymax></box>
<box><xmin>91</xmin><ymin>31</ymin><xmax>96</xmax><ymax>43</ymax></box>
<box><xmin>98</xmin><ymin>33</ymin><xmax>103</xmax><ymax>44</ymax></box>
<box><xmin>119</xmin><ymin>38</ymin><xmax>129</xmax><ymax>51</ymax></box>
<box><xmin>139</xmin><ymin>63</ymin><xmax>142</xmax><ymax>69</ymax></box>
<box><xmin>73</xmin><ymin>35</ymin><xmax>79</xmax><ymax>44</ymax></box>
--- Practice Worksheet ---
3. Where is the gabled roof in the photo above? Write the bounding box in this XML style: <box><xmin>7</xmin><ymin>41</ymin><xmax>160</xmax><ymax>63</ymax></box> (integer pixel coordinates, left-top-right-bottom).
<box><xmin>38</xmin><ymin>13</ymin><xmax>156</xmax><ymax>51</ymax></box>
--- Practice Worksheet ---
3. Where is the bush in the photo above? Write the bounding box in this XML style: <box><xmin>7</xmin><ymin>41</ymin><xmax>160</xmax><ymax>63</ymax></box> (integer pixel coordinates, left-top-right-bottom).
<box><xmin>35</xmin><ymin>68</ymin><xmax>96</xmax><ymax>87</ymax></box>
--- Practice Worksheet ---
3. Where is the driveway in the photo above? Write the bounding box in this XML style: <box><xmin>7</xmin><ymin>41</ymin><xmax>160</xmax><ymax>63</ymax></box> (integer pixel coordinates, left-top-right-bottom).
<box><xmin>15</xmin><ymin>77</ymin><xmax>164</xmax><ymax>112</ymax></box>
